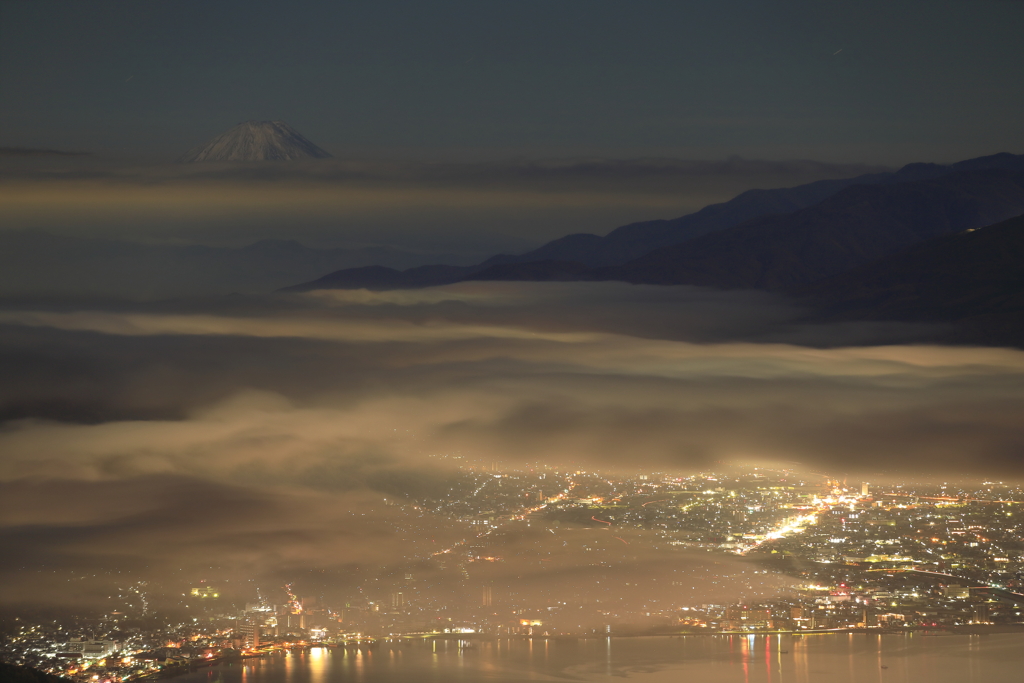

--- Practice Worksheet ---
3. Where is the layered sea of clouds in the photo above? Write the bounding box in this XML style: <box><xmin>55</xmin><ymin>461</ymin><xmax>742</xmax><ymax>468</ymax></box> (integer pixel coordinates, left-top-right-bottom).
<box><xmin>1</xmin><ymin>281</ymin><xmax>1020</xmax><ymax>610</ymax></box>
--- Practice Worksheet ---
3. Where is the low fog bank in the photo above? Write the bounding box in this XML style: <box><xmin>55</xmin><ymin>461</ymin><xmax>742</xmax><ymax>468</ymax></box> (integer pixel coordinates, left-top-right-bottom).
<box><xmin>0</xmin><ymin>155</ymin><xmax>890</xmax><ymax>258</ymax></box>
<box><xmin>0</xmin><ymin>282</ymin><xmax>1015</xmax><ymax>480</ymax></box>
<box><xmin>1</xmin><ymin>281</ymin><xmax>1020</xmax><ymax>612</ymax></box>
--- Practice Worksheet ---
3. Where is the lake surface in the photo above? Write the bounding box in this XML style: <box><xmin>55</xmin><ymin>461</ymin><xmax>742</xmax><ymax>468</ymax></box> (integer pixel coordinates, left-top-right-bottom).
<box><xmin>170</xmin><ymin>633</ymin><xmax>1024</xmax><ymax>683</ymax></box>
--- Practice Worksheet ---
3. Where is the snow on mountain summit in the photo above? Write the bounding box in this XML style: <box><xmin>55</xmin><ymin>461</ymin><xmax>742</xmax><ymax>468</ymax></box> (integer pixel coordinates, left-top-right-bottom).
<box><xmin>178</xmin><ymin>121</ymin><xmax>332</xmax><ymax>162</ymax></box>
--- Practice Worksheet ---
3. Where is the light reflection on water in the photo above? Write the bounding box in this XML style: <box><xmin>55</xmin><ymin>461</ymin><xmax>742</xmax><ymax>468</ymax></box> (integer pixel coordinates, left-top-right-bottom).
<box><xmin>169</xmin><ymin>633</ymin><xmax>1024</xmax><ymax>683</ymax></box>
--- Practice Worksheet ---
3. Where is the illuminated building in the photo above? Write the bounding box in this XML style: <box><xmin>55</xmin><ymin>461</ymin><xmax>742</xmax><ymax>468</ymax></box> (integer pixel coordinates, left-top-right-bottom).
<box><xmin>66</xmin><ymin>639</ymin><xmax>119</xmax><ymax>659</ymax></box>
<box><xmin>519</xmin><ymin>619</ymin><xmax>542</xmax><ymax>635</ymax></box>
<box><xmin>238</xmin><ymin>620</ymin><xmax>261</xmax><ymax>649</ymax></box>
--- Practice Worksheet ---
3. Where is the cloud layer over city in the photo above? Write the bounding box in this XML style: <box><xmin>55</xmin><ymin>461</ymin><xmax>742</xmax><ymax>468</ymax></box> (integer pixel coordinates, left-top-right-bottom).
<box><xmin>2</xmin><ymin>281</ymin><xmax>1022</xmax><ymax>610</ymax></box>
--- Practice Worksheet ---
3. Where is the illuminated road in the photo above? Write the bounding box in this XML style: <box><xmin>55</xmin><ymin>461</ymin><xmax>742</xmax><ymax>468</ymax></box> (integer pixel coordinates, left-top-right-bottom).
<box><xmin>740</xmin><ymin>507</ymin><xmax>828</xmax><ymax>555</ymax></box>
<box><xmin>883</xmin><ymin>492</ymin><xmax>1023</xmax><ymax>504</ymax></box>
<box><xmin>427</xmin><ymin>475</ymin><xmax>579</xmax><ymax>558</ymax></box>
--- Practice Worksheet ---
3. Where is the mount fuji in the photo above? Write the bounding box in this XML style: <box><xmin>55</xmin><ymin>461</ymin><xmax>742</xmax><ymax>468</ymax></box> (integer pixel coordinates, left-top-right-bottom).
<box><xmin>179</xmin><ymin>120</ymin><xmax>332</xmax><ymax>162</ymax></box>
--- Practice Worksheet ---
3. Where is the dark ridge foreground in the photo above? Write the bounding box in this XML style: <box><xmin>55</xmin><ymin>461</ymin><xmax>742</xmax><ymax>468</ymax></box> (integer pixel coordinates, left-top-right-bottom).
<box><xmin>0</xmin><ymin>662</ymin><xmax>71</xmax><ymax>683</ymax></box>
<box><xmin>802</xmin><ymin>213</ymin><xmax>1024</xmax><ymax>347</ymax></box>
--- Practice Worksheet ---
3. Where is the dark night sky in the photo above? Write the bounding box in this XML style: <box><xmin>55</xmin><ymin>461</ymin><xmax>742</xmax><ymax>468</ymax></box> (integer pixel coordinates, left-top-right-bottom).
<box><xmin>3</xmin><ymin>0</ymin><xmax>1024</xmax><ymax>163</ymax></box>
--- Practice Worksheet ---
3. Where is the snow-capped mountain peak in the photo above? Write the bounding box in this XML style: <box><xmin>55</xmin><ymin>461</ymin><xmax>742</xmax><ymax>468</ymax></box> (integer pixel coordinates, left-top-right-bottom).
<box><xmin>178</xmin><ymin>120</ymin><xmax>332</xmax><ymax>162</ymax></box>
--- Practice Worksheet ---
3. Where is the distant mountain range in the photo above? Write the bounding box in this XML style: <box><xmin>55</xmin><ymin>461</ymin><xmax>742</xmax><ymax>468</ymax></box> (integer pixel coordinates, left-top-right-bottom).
<box><xmin>179</xmin><ymin>121</ymin><xmax>332</xmax><ymax>162</ymax></box>
<box><xmin>288</xmin><ymin>152</ymin><xmax>1024</xmax><ymax>291</ymax></box>
<box><xmin>802</xmin><ymin>212</ymin><xmax>1024</xmax><ymax>346</ymax></box>
<box><xmin>475</xmin><ymin>160</ymin><xmax>963</xmax><ymax>268</ymax></box>
<box><xmin>0</xmin><ymin>233</ymin><xmax>474</xmax><ymax>299</ymax></box>
<box><xmin>8</xmin><ymin>147</ymin><xmax>1024</xmax><ymax>343</ymax></box>
<box><xmin>595</xmin><ymin>167</ymin><xmax>1024</xmax><ymax>290</ymax></box>
<box><xmin>285</xmin><ymin>151</ymin><xmax>1024</xmax><ymax>345</ymax></box>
